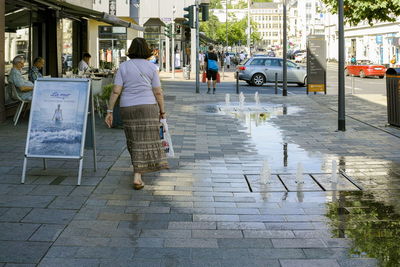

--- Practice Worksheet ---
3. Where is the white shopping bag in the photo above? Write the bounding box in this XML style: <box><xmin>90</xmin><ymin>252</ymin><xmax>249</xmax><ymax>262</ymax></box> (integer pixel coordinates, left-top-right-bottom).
<box><xmin>160</xmin><ymin>119</ymin><xmax>174</xmax><ymax>158</ymax></box>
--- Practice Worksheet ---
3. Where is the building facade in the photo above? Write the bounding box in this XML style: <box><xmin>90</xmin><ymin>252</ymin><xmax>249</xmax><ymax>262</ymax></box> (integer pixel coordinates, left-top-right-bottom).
<box><xmin>251</xmin><ymin>2</ymin><xmax>283</xmax><ymax>48</ymax></box>
<box><xmin>324</xmin><ymin>13</ymin><xmax>400</xmax><ymax>65</ymax></box>
<box><xmin>344</xmin><ymin>20</ymin><xmax>400</xmax><ymax>65</ymax></box>
<box><xmin>1</xmin><ymin>0</ymin><xmax>142</xmax><ymax>121</ymax></box>
<box><xmin>131</xmin><ymin>0</ymin><xmax>197</xmax><ymax>72</ymax></box>
<box><xmin>288</xmin><ymin>0</ymin><xmax>325</xmax><ymax>50</ymax></box>
<box><xmin>211</xmin><ymin>1</ymin><xmax>283</xmax><ymax>49</ymax></box>
<box><xmin>90</xmin><ymin>0</ymin><xmax>139</xmax><ymax>69</ymax></box>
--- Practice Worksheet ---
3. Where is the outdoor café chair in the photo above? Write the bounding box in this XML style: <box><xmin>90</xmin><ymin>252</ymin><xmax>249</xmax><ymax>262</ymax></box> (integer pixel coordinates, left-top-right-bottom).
<box><xmin>9</xmin><ymin>83</ymin><xmax>31</xmax><ymax>126</ymax></box>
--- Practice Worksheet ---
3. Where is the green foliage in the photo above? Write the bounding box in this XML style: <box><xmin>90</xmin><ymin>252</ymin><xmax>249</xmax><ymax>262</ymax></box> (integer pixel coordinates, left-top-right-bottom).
<box><xmin>200</xmin><ymin>13</ymin><xmax>261</xmax><ymax>46</ymax></box>
<box><xmin>227</xmin><ymin>0</ymin><xmax>248</xmax><ymax>9</ymax></box>
<box><xmin>326</xmin><ymin>192</ymin><xmax>400</xmax><ymax>266</ymax></box>
<box><xmin>321</xmin><ymin>0</ymin><xmax>400</xmax><ymax>25</ymax></box>
<box><xmin>100</xmin><ymin>84</ymin><xmax>114</xmax><ymax>102</ymax></box>
<box><xmin>210</xmin><ymin>0</ymin><xmax>222</xmax><ymax>9</ymax></box>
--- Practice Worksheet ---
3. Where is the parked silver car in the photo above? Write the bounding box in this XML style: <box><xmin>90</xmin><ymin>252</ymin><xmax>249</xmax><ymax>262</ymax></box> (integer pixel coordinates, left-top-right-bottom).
<box><xmin>235</xmin><ymin>57</ymin><xmax>307</xmax><ymax>87</ymax></box>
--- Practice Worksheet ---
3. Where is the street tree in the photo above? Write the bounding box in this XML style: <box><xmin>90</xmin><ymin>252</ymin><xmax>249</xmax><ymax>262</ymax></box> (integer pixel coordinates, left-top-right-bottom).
<box><xmin>200</xmin><ymin>13</ymin><xmax>261</xmax><ymax>47</ymax></box>
<box><xmin>322</xmin><ymin>0</ymin><xmax>400</xmax><ymax>25</ymax></box>
<box><xmin>209</xmin><ymin>0</ymin><xmax>222</xmax><ymax>9</ymax></box>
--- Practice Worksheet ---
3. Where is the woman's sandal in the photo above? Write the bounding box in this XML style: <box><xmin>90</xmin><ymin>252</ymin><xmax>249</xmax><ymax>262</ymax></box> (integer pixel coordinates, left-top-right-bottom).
<box><xmin>133</xmin><ymin>182</ymin><xmax>145</xmax><ymax>190</ymax></box>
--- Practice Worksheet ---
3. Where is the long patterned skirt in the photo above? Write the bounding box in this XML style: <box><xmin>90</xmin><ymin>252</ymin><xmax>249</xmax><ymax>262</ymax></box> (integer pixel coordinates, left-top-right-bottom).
<box><xmin>120</xmin><ymin>104</ymin><xmax>169</xmax><ymax>173</ymax></box>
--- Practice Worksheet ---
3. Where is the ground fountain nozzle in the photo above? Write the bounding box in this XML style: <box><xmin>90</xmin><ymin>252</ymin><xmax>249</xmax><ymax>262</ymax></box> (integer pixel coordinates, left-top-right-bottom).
<box><xmin>295</xmin><ymin>162</ymin><xmax>304</xmax><ymax>184</ymax></box>
<box><xmin>225</xmin><ymin>93</ymin><xmax>230</xmax><ymax>106</ymax></box>
<box><xmin>260</xmin><ymin>160</ymin><xmax>271</xmax><ymax>184</ymax></box>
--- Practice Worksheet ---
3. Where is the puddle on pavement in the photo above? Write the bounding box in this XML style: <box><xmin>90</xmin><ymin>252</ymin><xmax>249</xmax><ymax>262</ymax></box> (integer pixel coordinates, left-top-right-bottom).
<box><xmin>215</xmin><ymin>103</ymin><xmax>400</xmax><ymax>266</ymax></box>
<box><xmin>217</xmin><ymin>103</ymin><xmax>325</xmax><ymax>173</ymax></box>
<box><xmin>327</xmin><ymin>190</ymin><xmax>400</xmax><ymax>266</ymax></box>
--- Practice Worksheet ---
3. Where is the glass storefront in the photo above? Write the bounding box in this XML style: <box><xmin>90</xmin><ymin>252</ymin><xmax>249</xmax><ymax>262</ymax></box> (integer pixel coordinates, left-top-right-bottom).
<box><xmin>98</xmin><ymin>26</ymin><xmax>127</xmax><ymax>70</ymax></box>
<box><xmin>5</xmin><ymin>28</ymin><xmax>30</xmax><ymax>75</ymax></box>
<box><xmin>62</xmin><ymin>19</ymin><xmax>73</xmax><ymax>72</ymax></box>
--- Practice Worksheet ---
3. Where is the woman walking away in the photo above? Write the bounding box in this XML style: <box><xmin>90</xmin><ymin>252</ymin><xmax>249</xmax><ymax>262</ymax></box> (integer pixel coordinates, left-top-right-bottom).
<box><xmin>105</xmin><ymin>37</ymin><xmax>169</xmax><ymax>190</ymax></box>
<box><xmin>205</xmin><ymin>45</ymin><xmax>219</xmax><ymax>94</ymax></box>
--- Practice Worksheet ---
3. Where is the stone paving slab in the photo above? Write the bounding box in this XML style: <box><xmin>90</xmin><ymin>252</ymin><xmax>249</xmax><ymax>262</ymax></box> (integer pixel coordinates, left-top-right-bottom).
<box><xmin>312</xmin><ymin>174</ymin><xmax>360</xmax><ymax>191</ymax></box>
<box><xmin>2</xmin><ymin>79</ymin><xmax>400</xmax><ymax>266</ymax></box>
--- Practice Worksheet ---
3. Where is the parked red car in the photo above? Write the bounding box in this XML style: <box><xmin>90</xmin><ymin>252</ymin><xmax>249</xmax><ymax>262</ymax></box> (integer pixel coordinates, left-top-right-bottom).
<box><xmin>345</xmin><ymin>60</ymin><xmax>386</xmax><ymax>78</ymax></box>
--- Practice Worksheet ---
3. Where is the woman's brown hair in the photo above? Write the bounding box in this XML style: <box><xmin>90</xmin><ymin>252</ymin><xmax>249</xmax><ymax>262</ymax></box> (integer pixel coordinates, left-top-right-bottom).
<box><xmin>127</xmin><ymin>37</ymin><xmax>153</xmax><ymax>59</ymax></box>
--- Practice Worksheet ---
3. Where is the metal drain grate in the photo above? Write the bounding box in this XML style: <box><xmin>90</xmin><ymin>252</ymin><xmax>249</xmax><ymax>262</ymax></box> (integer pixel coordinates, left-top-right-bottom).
<box><xmin>244</xmin><ymin>172</ymin><xmax>362</xmax><ymax>192</ymax></box>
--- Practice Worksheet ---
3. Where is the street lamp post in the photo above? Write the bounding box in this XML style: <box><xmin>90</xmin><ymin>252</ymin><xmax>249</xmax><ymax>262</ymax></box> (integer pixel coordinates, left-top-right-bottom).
<box><xmin>282</xmin><ymin>0</ymin><xmax>287</xmax><ymax>96</ymax></box>
<box><xmin>247</xmin><ymin>0</ymin><xmax>250</xmax><ymax>56</ymax></box>
<box><xmin>226</xmin><ymin>1</ymin><xmax>228</xmax><ymax>48</ymax></box>
<box><xmin>195</xmin><ymin>1</ymin><xmax>200</xmax><ymax>94</ymax></box>
<box><xmin>338</xmin><ymin>0</ymin><xmax>345</xmax><ymax>131</ymax></box>
<box><xmin>172</xmin><ymin>6</ymin><xmax>176</xmax><ymax>79</ymax></box>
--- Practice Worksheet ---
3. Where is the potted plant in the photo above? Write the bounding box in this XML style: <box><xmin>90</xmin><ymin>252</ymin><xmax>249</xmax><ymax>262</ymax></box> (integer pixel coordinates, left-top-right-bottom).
<box><xmin>100</xmin><ymin>84</ymin><xmax>123</xmax><ymax>128</ymax></box>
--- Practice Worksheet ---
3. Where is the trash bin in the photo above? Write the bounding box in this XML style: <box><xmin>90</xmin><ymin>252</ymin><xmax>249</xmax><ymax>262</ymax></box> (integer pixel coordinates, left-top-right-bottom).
<box><xmin>386</xmin><ymin>68</ymin><xmax>400</xmax><ymax>127</ymax></box>
<box><xmin>183</xmin><ymin>66</ymin><xmax>190</xmax><ymax>80</ymax></box>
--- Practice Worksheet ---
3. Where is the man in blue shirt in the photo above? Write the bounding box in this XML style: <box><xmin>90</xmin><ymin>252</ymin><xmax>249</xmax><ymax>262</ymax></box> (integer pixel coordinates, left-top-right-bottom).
<box><xmin>8</xmin><ymin>56</ymin><xmax>34</xmax><ymax>101</ymax></box>
<box><xmin>28</xmin><ymin>57</ymin><xmax>45</xmax><ymax>83</ymax></box>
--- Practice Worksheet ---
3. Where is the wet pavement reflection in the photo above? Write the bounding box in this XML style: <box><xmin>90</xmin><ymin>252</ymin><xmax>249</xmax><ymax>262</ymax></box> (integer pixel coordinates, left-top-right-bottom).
<box><xmin>327</xmin><ymin>190</ymin><xmax>400</xmax><ymax>266</ymax></box>
<box><xmin>219</xmin><ymin>104</ymin><xmax>326</xmax><ymax>173</ymax></box>
<box><xmin>218</xmin><ymin>103</ymin><xmax>400</xmax><ymax>266</ymax></box>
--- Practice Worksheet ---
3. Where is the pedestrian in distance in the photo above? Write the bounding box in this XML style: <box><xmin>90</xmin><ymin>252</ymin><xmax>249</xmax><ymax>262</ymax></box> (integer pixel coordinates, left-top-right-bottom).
<box><xmin>205</xmin><ymin>45</ymin><xmax>219</xmax><ymax>94</ymax></box>
<box><xmin>350</xmin><ymin>55</ymin><xmax>356</xmax><ymax>65</ymax></box>
<box><xmin>390</xmin><ymin>55</ymin><xmax>396</xmax><ymax>67</ymax></box>
<box><xmin>199</xmin><ymin>51</ymin><xmax>205</xmax><ymax>71</ymax></box>
<box><xmin>105</xmin><ymin>37</ymin><xmax>169</xmax><ymax>190</ymax></box>
<box><xmin>225</xmin><ymin>54</ymin><xmax>231</xmax><ymax>70</ymax></box>
<box><xmin>239</xmin><ymin>51</ymin><xmax>246</xmax><ymax>62</ymax></box>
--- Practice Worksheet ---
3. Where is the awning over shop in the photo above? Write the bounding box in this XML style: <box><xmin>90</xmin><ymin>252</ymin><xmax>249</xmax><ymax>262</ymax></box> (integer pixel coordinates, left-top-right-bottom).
<box><xmin>143</xmin><ymin>18</ymin><xmax>166</xmax><ymax>27</ymax></box>
<box><xmin>46</xmin><ymin>0</ymin><xmax>145</xmax><ymax>31</ymax></box>
<box><xmin>5</xmin><ymin>0</ymin><xmax>144</xmax><ymax>31</ymax></box>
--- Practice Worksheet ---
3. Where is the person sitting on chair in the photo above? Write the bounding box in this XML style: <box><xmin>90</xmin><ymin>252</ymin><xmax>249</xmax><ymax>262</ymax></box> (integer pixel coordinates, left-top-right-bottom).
<box><xmin>78</xmin><ymin>53</ymin><xmax>91</xmax><ymax>72</ymax></box>
<box><xmin>8</xmin><ymin>56</ymin><xmax>34</xmax><ymax>101</ymax></box>
<box><xmin>28</xmin><ymin>57</ymin><xmax>45</xmax><ymax>83</ymax></box>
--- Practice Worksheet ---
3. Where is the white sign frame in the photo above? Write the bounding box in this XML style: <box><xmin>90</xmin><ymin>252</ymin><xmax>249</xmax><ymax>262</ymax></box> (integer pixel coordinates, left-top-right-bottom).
<box><xmin>21</xmin><ymin>78</ymin><xmax>91</xmax><ymax>185</ymax></box>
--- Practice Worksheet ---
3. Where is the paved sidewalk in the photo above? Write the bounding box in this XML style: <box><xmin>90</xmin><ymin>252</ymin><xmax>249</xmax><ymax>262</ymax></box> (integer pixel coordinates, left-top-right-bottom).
<box><xmin>0</xmin><ymin>78</ymin><xmax>399</xmax><ymax>266</ymax></box>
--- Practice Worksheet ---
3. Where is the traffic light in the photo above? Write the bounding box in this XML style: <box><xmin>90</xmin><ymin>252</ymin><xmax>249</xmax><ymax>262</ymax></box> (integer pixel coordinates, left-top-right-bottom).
<box><xmin>183</xmin><ymin>5</ymin><xmax>195</xmax><ymax>29</ymax></box>
<box><xmin>200</xmin><ymin>4</ymin><xmax>209</xmax><ymax>21</ymax></box>
<box><xmin>164</xmin><ymin>24</ymin><xmax>172</xmax><ymax>38</ymax></box>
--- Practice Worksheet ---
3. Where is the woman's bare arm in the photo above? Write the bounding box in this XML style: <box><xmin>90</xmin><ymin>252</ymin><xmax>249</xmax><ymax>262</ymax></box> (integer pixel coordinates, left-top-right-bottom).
<box><xmin>105</xmin><ymin>84</ymin><xmax>123</xmax><ymax>128</ymax></box>
<box><xmin>108</xmin><ymin>85</ymin><xmax>123</xmax><ymax>110</ymax></box>
<box><xmin>152</xmin><ymin>86</ymin><xmax>165</xmax><ymax>117</ymax></box>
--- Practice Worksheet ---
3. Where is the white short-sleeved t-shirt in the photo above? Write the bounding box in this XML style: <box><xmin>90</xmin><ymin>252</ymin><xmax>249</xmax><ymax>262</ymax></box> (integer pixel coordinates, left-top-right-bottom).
<box><xmin>114</xmin><ymin>59</ymin><xmax>160</xmax><ymax>107</ymax></box>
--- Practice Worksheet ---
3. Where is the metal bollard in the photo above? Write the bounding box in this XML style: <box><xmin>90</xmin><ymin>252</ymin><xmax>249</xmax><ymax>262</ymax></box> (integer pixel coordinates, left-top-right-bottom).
<box><xmin>236</xmin><ymin>71</ymin><xmax>239</xmax><ymax>94</ymax></box>
<box><xmin>274</xmin><ymin>73</ymin><xmax>278</xmax><ymax>94</ymax></box>
<box><xmin>351</xmin><ymin>74</ymin><xmax>355</xmax><ymax>94</ymax></box>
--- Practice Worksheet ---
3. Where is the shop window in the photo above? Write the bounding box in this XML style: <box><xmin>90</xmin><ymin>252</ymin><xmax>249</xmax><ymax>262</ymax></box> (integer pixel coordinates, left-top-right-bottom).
<box><xmin>62</xmin><ymin>19</ymin><xmax>73</xmax><ymax>72</ymax></box>
<box><xmin>99</xmin><ymin>26</ymin><xmax>127</xmax><ymax>69</ymax></box>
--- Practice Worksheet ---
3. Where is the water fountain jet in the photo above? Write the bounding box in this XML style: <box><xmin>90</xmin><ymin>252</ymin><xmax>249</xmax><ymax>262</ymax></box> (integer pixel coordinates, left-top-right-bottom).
<box><xmin>295</xmin><ymin>162</ymin><xmax>304</xmax><ymax>184</ymax></box>
<box><xmin>255</xmin><ymin>92</ymin><xmax>260</xmax><ymax>106</ymax></box>
<box><xmin>260</xmin><ymin>160</ymin><xmax>271</xmax><ymax>184</ymax></box>
<box><xmin>225</xmin><ymin>93</ymin><xmax>230</xmax><ymax>106</ymax></box>
<box><xmin>331</xmin><ymin>160</ymin><xmax>338</xmax><ymax>184</ymax></box>
<box><xmin>239</xmin><ymin>92</ymin><xmax>245</xmax><ymax>109</ymax></box>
